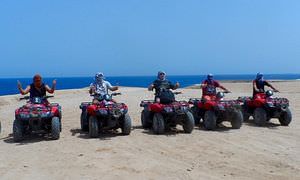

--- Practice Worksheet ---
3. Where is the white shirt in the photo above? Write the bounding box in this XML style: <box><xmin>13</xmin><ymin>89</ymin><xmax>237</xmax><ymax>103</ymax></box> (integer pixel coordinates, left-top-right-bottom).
<box><xmin>90</xmin><ymin>80</ymin><xmax>113</xmax><ymax>95</ymax></box>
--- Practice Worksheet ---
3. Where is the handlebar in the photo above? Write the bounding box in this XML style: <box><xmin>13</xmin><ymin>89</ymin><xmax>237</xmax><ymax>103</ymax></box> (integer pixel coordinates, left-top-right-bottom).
<box><xmin>19</xmin><ymin>95</ymin><xmax>54</xmax><ymax>101</ymax></box>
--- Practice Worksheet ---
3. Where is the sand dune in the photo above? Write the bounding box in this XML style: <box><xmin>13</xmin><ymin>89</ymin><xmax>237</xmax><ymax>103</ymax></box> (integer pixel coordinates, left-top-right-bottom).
<box><xmin>0</xmin><ymin>81</ymin><xmax>299</xmax><ymax>180</ymax></box>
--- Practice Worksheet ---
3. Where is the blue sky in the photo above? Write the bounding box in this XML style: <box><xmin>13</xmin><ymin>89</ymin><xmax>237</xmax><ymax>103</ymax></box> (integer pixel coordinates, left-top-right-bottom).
<box><xmin>0</xmin><ymin>0</ymin><xmax>299</xmax><ymax>77</ymax></box>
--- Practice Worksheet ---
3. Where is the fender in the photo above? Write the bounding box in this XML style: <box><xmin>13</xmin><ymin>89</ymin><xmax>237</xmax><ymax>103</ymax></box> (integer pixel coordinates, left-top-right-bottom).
<box><xmin>87</xmin><ymin>105</ymin><xmax>97</xmax><ymax>116</ymax></box>
<box><xmin>149</xmin><ymin>103</ymin><xmax>163</xmax><ymax>113</ymax></box>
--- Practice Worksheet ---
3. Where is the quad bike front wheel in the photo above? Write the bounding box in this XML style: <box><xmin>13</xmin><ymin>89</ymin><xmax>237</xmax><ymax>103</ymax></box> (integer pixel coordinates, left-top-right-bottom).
<box><xmin>254</xmin><ymin>108</ymin><xmax>267</xmax><ymax>126</ymax></box>
<box><xmin>13</xmin><ymin>119</ymin><xmax>24</xmax><ymax>142</ymax></box>
<box><xmin>183</xmin><ymin>111</ymin><xmax>195</xmax><ymax>133</ymax></box>
<box><xmin>80</xmin><ymin>111</ymin><xmax>89</xmax><ymax>131</ymax></box>
<box><xmin>204</xmin><ymin>110</ymin><xmax>217</xmax><ymax>130</ymax></box>
<box><xmin>279</xmin><ymin>108</ymin><xmax>292</xmax><ymax>126</ymax></box>
<box><xmin>231</xmin><ymin>109</ymin><xmax>243</xmax><ymax>129</ymax></box>
<box><xmin>152</xmin><ymin>113</ymin><xmax>165</xmax><ymax>134</ymax></box>
<box><xmin>141</xmin><ymin>110</ymin><xmax>151</xmax><ymax>129</ymax></box>
<box><xmin>51</xmin><ymin>117</ymin><xmax>60</xmax><ymax>140</ymax></box>
<box><xmin>89</xmin><ymin>116</ymin><xmax>99</xmax><ymax>138</ymax></box>
<box><xmin>121</xmin><ymin>113</ymin><xmax>132</xmax><ymax>135</ymax></box>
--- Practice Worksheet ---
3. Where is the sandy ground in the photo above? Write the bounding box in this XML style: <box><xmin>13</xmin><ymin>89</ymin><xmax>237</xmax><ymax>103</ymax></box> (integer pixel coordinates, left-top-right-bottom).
<box><xmin>0</xmin><ymin>81</ymin><xmax>299</xmax><ymax>180</ymax></box>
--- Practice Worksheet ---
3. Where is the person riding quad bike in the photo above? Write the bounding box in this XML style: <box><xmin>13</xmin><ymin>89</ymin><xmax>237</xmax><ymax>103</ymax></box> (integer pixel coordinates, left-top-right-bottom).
<box><xmin>189</xmin><ymin>74</ymin><xmax>242</xmax><ymax>130</ymax></box>
<box><xmin>89</xmin><ymin>72</ymin><xmax>118</xmax><ymax>104</ymax></box>
<box><xmin>80</xmin><ymin>72</ymin><xmax>131</xmax><ymax>137</ymax></box>
<box><xmin>148</xmin><ymin>71</ymin><xmax>180</xmax><ymax>104</ymax></box>
<box><xmin>17</xmin><ymin>74</ymin><xmax>56</xmax><ymax>100</ymax></box>
<box><xmin>201</xmin><ymin>74</ymin><xmax>231</xmax><ymax>101</ymax></box>
<box><xmin>141</xmin><ymin>71</ymin><xmax>194</xmax><ymax>134</ymax></box>
<box><xmin>14</xmin><ymin>74</ymin><xmax>61</xmax><ymax>141</ymax></box>
<box><xmin>238</xmin><ymin>73</ymin><xmax>291</xmax><ymax>126</ymax></box>
<box><xmin>253</xmin><ymin>73</ymin><xmax>279</xmax><ymax>97</ymax></box>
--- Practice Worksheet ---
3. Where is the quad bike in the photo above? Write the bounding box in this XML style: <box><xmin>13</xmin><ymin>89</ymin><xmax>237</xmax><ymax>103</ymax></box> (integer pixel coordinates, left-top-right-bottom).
<box><xmin>79</xmin><ymin>93</ymin><xmax>132</xmax><ymax>138</ymax></box>
<box><xmin>13</xmin><ymin>96</ymin><xmax>62</xmax><ymax>142</ymax></box>
<box><xmin>238</xmin><ymin>90</ymin><xmax>292</xmax><ymax>126</ymax></box>
<box><xmin>140</xmin><ymin>91</ymin><xmax>194</xmax><ymax>134</ymax></box>
<box><xmin>189</xmin><ymin>92</ymin><xmax>243</xmax><ymax>130</ymax></box>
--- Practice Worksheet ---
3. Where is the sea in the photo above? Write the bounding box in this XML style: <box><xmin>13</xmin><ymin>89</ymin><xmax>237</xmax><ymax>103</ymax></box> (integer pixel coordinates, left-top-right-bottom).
<box><xmin>1</xmin><ymin>74</ymin><xmax>299</xmax><ymax>96</ymax></box>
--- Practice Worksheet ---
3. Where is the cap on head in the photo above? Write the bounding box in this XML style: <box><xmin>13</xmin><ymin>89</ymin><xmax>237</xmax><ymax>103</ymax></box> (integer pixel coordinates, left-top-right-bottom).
<box><xmin>95</xmin><ymin>72</ymin><xmax>105</xmax><ymax>81</ymax></box>
<box><xmin>207</xmin><ymin>73</ymin><xmax>213</xmax><ymax>80</ymax></box>
<box><xmin>256</xmin><ymin>72</ymin><xmax>263</xmax><ymax>80</ymax></box>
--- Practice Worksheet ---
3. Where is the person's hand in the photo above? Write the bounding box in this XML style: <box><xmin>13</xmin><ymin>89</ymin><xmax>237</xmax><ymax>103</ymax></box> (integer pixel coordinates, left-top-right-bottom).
<box><xmin>52</xmin><ymin>79</ymin><xmax>57</xmax><ymax>86</ymax></box>
<box><xmin>17</xmin><ymin>80</ymin><xmax>22</xmax><ymax>89</ymax></box>
<box><xmin>258</xmin><ymin>89</ymin><xmax>264</xmax><ymax>93</ymax></box>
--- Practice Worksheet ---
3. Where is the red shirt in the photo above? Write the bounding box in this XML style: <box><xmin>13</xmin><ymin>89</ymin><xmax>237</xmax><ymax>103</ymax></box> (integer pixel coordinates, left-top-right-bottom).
<box><xmin>202</xmin><ymin>80</ymin><xmax>220</xmax><ymax>96</ymax></box>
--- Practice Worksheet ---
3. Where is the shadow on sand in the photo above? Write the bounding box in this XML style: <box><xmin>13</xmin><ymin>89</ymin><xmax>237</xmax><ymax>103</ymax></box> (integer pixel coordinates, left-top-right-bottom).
<box><xmin>70</xmin><ymin>128</ymin><xmax>129</xmax><ymax>140</ymax></box>
<box><xmin>2</xmin><ymin>133</ymin><xmax>55</xmax><ymax>145</ymax></box>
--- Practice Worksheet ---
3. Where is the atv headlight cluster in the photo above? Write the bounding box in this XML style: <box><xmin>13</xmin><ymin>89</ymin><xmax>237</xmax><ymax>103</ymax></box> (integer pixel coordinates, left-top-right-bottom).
<box><xmin>20</xmin><ymin>113</ymin><xmax>30</xmax><ymax>119</ymax></box>
<box><xmin>164</xmin><ymin>107</ymin><xmax>173</xmax><ymax>113</ymax></box>
<box><xmin>40</xmin><ymin>112</ymin><xmax>51</xmax><ymax>118</ymax></box>
<box><xmin>98</xmin><ymin>109</ymin><xmax>108</xmax><ymax>115</ymax></box>
<box><xmin>266</xmin><ymin>101</ymin><xmax>274</xmax><ymax>107</ymax></box>
<box><xmin>180</xmin><ymin>106</ymin><xmax>188</xmax><ymax>112</ymax></box>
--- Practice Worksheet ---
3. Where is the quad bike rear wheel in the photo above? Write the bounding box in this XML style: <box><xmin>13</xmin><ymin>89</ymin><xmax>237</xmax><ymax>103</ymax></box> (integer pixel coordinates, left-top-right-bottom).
<box><xmin>231</xmin><ymin>109</ymin><xmax>243</xmax><ymax>129</ymax></box>
<box><xmin>204</xmin><ymin>110</ymin><xmax>217</xmax><ymax>130</ymax></box>
<box><xmin>183</xmin><ymin>111</ymin><xmax>195</xmax><ymax>133</ymax></box>
<box><xmin>80</xmin><ymin>111</ymin><xmax>89</xmax><ymax>131</ymax></box>
<box><xmin>254</xmin><ymin>108</ymin><xmax>267</xmax><ymax>126</ymax></box>
<box><xmin>89</xmin><ymin>116</ymin><xmax>99</xmax><ymax>138</ymax></box>
<box><xmin>13</xmin><ymin>119</ymin><xmax>24</xmax><ymax>142</ymax></box>
<box><xmin>191</xmin><ymin>106</ymin><xmax>200</xmax><ymax>126</ymax></box>
<box><xmin>121</xmin><ymin>113</ymin><xmax>132</xmax><ymax>135</ymax></box>
<box><xmin>279</xmin><ymin>108</ymin><xmax>292</xmax><ymax>126</ymax></box>
<box><xmin>152</xmin><ymin>113</ymin><xmax>165</xmax><ymax>134</ymax></box>
<box><xmin>51</xmin><ymin>117</ymin><xmax>60</xmax><ymax>140</ymax></box>
<box><xmin>141</xmin><ymin>110</ymin><xmax>151</xmax><ymax>129</ymax></box>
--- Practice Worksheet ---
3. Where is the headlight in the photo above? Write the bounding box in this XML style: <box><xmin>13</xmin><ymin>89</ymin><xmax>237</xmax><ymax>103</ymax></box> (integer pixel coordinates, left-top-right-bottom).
<box><xmin>181</xmin><ymin>106</ymin><xmax>188</xmax><ymax>112</ymax></box>
<box><xmin>164</xmin><ymin>107</ymin><xmax>173</xmax><ymax>113</ymax></box>
<box><xmin>98</xmin><ymin>109</ymin><xmax>108</xmax><ymax>115</ymax></box>
<box><xmin>20</xmin><ymin>113</ymin><xmax>30</xmax><ymax>119</ymax></box>
<box><xmin>266</xmin><ymin>102</ymin><xmax>274</xmax><ymax>107</ymax></box>
<box><xmin>40</xmin><ymin>112</ymin><xmax>51</xmax><ymax>118</ymax></box>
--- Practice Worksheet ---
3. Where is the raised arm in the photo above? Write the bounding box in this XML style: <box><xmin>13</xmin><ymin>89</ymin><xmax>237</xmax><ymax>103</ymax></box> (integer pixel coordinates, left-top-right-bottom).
<box><xmin>171</xmin><ymin>82</ymin><xmax>180</xmax><ymax>90</ymax></box>
<box><xmin>45</xmin><ymin>79</ymin><xmax>56</xmax><ymax>94</ymax></box>
<box><xmin>148</xmin><ymin>84</ymin><xmax>155</xmax><ymax>91</ymax></box>
<box><xmin>17</xmin><ymin>80</ymin><xmax>30</xmax><ymax>95</ymax></box>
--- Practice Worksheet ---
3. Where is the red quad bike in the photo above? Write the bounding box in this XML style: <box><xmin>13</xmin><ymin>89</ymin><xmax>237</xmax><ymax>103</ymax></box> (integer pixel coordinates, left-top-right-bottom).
<box><xmin>189</xmin><ymin>92</ymin><xmax>243</xmax><ymax>130</ymax></box>
<box><xmin>140</xmin><ymin>92</ymin><xmax>195</xmax><ymax>134</ymax></box>
<box><xmin>13</xmin><ymin>96</ymin><xmax>62</xmax><ymax>142</ymax></box>
<box><xmin>79</xmin><ymin>93</ymin><xmax>132</xmax><ymax>138</ymax></box>
<box><xmin>238</xmin><ymin>90</ymin><xmax>292</xmax><ymax>126</ymax></box>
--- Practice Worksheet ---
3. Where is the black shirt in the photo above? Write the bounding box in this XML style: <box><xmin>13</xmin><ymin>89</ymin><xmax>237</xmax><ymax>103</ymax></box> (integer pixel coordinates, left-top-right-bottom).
<box><xmin>30</xmin><ymin>83</ymin><xmax>46</xmax><ymax>98</ymax></box>
<box><xmin>152</xmin><ymin>79</ymin><xmax>175</xmax><ymax>96</ymax></box>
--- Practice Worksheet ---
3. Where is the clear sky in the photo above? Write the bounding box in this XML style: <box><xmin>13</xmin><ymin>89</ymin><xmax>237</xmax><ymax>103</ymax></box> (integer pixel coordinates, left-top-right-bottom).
<box><xmin>0</xmin><ymin>0</ymin><xmax>299</xmax><ymax>77</ymax></box>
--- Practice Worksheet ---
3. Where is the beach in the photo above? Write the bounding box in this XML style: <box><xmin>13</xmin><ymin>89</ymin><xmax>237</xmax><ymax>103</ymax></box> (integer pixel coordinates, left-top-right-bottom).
<box><xmin>0</xmin><ymin>81</ymin><xmax>299</xmax><ymax>180</ymax></box>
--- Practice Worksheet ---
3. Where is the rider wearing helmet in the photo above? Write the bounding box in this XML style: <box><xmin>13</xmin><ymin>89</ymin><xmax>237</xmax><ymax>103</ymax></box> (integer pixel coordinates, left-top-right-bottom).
<box><xmin>148</xmin><ymin>71</ymin><xmax>180</xmax><ymax>104</ymax></box>
<box><xmin>89</xmin><ymin>72</ymin><xmax>118</xmax><ymax>103</ymax></box>
<box><xmin>253</xmin><ymin>73</ymin><xmax>279</xmax><ymax>97</ymax></box>
<box><xmin>17</xmin><ymin>74</ymin><xmax>56</xmax><ymax>99</ymax></box>
<box><xmin>201</xmin><ymin>74</ymin><xmax>230</xmax><ymax>101</ymax></box>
